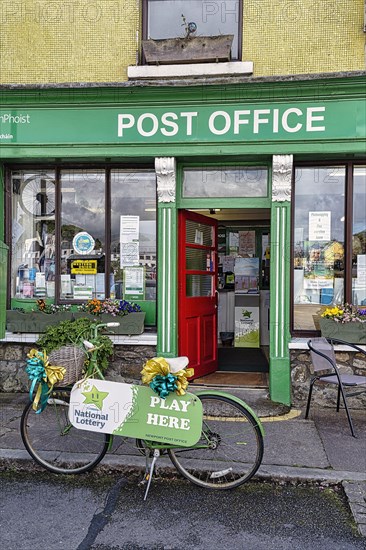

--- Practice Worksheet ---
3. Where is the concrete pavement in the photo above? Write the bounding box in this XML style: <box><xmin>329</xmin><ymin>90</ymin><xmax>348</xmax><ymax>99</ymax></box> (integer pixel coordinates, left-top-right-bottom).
<box><xmin>0</xmin><ymin>392</ymin><xmax>365</xmax><ymax>536</ymax></box>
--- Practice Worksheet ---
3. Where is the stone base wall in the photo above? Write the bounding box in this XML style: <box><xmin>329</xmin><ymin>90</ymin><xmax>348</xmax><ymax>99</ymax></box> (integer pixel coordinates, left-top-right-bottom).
<box><xmin>291</xmin><ymin>349</ymin><xmax>366</xmax><ymax>410</ymax></box>
<box><xmin>0</xmin><ymin>343</ymin><xmax>157</xmax><ymax>392</ymax></box>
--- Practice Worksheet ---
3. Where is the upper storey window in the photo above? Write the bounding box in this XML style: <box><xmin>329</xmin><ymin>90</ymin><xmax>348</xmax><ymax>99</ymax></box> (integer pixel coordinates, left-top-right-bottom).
<box><xmin>143</xmin><ymin>0</ymin><xmax>242</xmax><ymax>60</ymax></box>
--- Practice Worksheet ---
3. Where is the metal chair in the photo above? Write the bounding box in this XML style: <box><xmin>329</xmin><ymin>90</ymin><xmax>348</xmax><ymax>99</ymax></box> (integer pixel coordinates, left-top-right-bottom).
<box><xmin>306</xmin><ymin>337</ymin><xmax>366</xmax><ymax>437</ymax></box>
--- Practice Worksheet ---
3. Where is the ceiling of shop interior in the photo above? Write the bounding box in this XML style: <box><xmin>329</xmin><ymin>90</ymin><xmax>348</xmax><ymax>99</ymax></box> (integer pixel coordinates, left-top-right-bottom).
<box><xmin>194</xmin><ymin>209</ymin><xmax>271</xmax><ymax>222</ymax></box>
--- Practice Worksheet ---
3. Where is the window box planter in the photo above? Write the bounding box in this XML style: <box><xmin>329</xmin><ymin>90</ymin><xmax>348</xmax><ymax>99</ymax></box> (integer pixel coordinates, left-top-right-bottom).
<box><xmin>72</xmin><ymin>312</ymin><xmax>146</xmax><ymax>335</ymax></box>
<box><xmin>6</xmin><ymin>310</ymin><xmax>74</xmax><ymax>333</ymax></box>
<box><xmin>319</xmin><ymin>318</ymin><xmax>366</xmax><ymax>344</ymax></box>
<box><xmin>142</xmin><ymin>35</ymin><xmax>233</xmax><ymax>65</ymax></box>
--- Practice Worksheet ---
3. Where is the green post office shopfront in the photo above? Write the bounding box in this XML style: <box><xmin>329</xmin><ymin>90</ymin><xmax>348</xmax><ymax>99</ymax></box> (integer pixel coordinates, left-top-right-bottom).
<box><xmin>0</xmin><ymin>74</ymin><xmax>365</xmax><ymax>406</ymax></box>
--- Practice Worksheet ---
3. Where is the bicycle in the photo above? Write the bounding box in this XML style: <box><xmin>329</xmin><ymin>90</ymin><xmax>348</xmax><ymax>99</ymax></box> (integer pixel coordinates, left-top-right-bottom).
<box><xmin>21</xmin><ymin>322</ymin><xmax>265</xmax><ymax>499</ymax></box>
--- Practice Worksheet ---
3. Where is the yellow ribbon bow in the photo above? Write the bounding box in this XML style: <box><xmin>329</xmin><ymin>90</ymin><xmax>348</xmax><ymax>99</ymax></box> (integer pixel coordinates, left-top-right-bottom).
<box><xmin>27</xmin><ymin>349</ymin><xmax>66</xmax><ymax>411</ymax></box>
<box><xmin>141</xmin><ymin>357</ymin><xmax>194</xmax><ymax>396</ymax></box>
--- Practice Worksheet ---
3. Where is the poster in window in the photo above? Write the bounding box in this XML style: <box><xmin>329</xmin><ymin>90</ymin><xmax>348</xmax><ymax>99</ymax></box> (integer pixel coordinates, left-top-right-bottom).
<box><xmin>123</xmin><ymin>266</ymin><xmax>145</xmax><ymax>301</ymax></box>
<box><xmin>309</xmin><ymin>211</ymin><xmax>331</xmax><ymax>242</ymax></box>
<box><xmin>121</xmin><ymin>242</ymin><xmax>139</xmax><ymax>267</ymax></box>
<box><xmin>120</xmin><ymin>215</ymin><xmax>140</xmax><ymax>267</ymax></box>
<box><xmin>356</xmin><ymin>254</ymin><xmax>366</xmax><ymax>286</ymax></box>
<box><xmin>239</xmin><ymin>230</ymin><xmax>256</xmax><ymax>256</ymax></box>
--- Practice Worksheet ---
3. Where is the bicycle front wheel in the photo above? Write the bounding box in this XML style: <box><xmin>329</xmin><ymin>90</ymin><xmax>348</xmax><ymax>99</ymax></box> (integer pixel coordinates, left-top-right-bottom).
<box><xmin>168</xmin><ymin>394</ymin><xmax>264</xmax><ymax>489</ymax></box>
<box><xmin>21</xmin><ymin>388</ymin><xmax>110</xmax><ymax>474</ymax></box>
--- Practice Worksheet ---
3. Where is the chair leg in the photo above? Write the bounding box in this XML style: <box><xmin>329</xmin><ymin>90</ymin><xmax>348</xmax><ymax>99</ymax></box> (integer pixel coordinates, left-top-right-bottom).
<box><xmin>339</xmin><ymin>385</ymin><xmax>357</xmax><ymax>438</ymax></box>
<box><xmin>336</xmin><ymin>385</ymin><xmax>341</xmax><ymax>412</ymax></box>
<box><xmin>305</xmin><ymin>381</ymin><xmax>315</xmax><ymax>419</ymax></box>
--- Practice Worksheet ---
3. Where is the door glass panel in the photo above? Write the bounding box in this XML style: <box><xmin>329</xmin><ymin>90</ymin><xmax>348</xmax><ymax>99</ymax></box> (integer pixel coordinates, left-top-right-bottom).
<box><xmin>352</xmin><ymin>166</ymin><xmax>366</xmax><ymax>306</ymax></box>
<box><xmin>10</xmin><ymin>170</ymin><xmax>56</xmax><ymax>299</ymax></box>
<box><xmin>186</xmin><ymin>275</ymin><xmax>213</xmax><ymax>297</ymax></box>
<box><xmin>293</xmin><ymin>167</ymin><xmax>345</xmax><ymax>330</ymax></box>
<box><xmin>183</xmin><ymin>167</ymin><xmax>268</xmax><ymax>198</ymax></box>
<box><xmin>60</xmin><ymin>170</ymin><xmax>105</xmax><ymax>301</ymax></box>
<box><xmin>186</xmin><ymin>220</ymin><xmax>213</xmax><ymax>246</ymax></box>
<box><xmin>186</xmin><ymin>248</ymin><xmax>211</xmax><ymax>271</ymax></box>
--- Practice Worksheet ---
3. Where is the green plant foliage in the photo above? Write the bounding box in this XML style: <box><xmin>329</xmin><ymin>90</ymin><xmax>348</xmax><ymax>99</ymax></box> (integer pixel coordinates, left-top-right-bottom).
<box><xmin>36</xmin><ymin>318</ymin><xmax>114</xmax><ymax>372</ymax></box>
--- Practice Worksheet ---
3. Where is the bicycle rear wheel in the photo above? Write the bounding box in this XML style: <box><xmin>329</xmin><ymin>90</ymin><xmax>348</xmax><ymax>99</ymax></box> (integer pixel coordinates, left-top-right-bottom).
<box><xmin>21</xmin><ymin>388</ymin><xmax>110</xmax><ymax>474</ymax></box>
<box><xmin>168</xmin><ymin>394</ymin><xmax>264</xmax><ymax>489</ymax></box>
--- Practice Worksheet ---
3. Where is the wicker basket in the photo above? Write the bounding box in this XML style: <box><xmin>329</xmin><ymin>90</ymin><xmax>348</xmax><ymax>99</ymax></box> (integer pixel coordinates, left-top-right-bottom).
<box><xmin>48</xmin><ymin>346</ymin><xmax>86</xmax><ymax>387</ymax></box>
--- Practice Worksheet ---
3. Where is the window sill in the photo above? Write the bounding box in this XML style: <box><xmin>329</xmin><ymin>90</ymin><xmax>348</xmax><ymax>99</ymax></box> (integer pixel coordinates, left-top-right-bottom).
<box><xmin>128</xmin><ymin>61</ymin><xmax>253</xmax><ymax>80</ymax></box>
<box><xmin>289</xmin><ymin>338</ymin><xmax>365</xmax><ymax>352</ymax></box>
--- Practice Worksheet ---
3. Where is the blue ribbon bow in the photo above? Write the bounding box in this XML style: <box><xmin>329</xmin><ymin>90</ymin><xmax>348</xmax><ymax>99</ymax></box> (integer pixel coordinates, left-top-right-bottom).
<box><xmin>149</xmin><ymin>373</ymin><xmax>178</xmax><ymax>399</ymax></box>
<box><xmin>25</xmin><ymin>355</ymin><xmax>50</xmax><ymax>413</ymax></box>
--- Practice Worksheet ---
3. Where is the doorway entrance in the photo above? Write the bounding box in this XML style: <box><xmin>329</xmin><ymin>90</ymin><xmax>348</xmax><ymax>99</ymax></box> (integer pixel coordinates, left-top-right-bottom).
<box><xmin>178</xmin><ymin>208</ymin><xmax>270</xmax><ymax>385</ymax></box>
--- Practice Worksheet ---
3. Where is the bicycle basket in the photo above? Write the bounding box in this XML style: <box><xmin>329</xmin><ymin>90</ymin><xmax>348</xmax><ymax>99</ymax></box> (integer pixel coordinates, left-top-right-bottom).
<box><xmin>48</xmin><ymin>346</ymin><xmax>85</xmax><ymax>387</ymax></box>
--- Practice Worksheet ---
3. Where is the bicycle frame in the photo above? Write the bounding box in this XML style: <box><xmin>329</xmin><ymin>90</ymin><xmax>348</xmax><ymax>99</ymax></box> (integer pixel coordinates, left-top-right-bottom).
<box><xmin>22</xmin><ymin>321</ymin><xmax>265</xmax><ymax>497</ymax></box>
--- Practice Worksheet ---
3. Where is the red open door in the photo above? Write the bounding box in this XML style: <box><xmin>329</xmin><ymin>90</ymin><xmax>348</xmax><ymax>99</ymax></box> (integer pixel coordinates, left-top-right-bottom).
<box><xmin>178</xmin><ymin>210</ymin><xmax>218</xmax><ymax>379</ymax></box>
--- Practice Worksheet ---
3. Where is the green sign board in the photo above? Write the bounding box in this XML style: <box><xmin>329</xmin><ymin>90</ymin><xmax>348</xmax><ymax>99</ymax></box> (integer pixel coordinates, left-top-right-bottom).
<box><xmin>1</xmin><ymin>99</ymin><xmax>365</xmax><ymax>145</ymax></box>
<box><xmin>69</xmin><ymin>379</ymin><xmax>203</xmax><ymax>447</ymax></box>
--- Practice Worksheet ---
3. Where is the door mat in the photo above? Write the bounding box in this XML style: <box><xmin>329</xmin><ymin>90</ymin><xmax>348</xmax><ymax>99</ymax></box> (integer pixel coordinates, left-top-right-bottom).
<box><xmin>193</xmin><ymin>371</ymin><xmax>268</xmax><ymax>388</ymax></box>
<box><xmin>218</xmin><ymin>347</ymin><xmax>269</xmax><ymax>373</ymax></box>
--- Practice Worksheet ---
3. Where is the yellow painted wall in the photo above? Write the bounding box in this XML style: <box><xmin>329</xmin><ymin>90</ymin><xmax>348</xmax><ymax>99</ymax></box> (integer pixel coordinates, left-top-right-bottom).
<box><xmin>0</xmin><ymin>0</ymin><xmax>365</xmax><ymax>84</ymax></box>
<box><xmin>0</xmin><ymin>0</ymin><xmax>140</xmax><ymax>84</ymax></box>
<box><xmin>244</xmin><ymin>0</ymin><xmax>365</xmax><ymax>76</ymax></box>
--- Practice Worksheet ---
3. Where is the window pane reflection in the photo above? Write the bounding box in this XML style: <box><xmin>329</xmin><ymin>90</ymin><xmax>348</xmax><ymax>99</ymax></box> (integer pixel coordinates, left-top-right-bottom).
<box><xmin>352</xmin><ymin>166</ymin><xmax>366</xmax><ymax>306</ymax></box>
<box><xmin>11</xmin><ymin>170</ymin><xmax>56</xmax><ymax>300</ymax></box>
<box><xmin>60</xmin><ymin>170</ymin><xmax>105</xmax><ymax>300</ymax></box>
<box><xmin>183</xmin><ymin>167</ymin><xmax>268</xmax><ymax>198</ymax></box>
<box><xmin>293</xmin><ymin>167</ymin><xmax>345</xmax><ymax>330</ymax></box>
<box><xmin>147</xmin><ymin>0</ymin><xmax>240</xmax><ymax>60</ymax></box>
<box><xmin>110</xmin><ymin>170</ymin><xmax>156</xmax><ymax>301</ymax></box>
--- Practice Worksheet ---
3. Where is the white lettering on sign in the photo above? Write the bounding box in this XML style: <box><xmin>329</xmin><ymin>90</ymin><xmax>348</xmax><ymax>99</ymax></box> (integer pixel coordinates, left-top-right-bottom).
<box><xmin>180</xmin><ymin>112</ymin><xmax>198</xmax><ymax>135</ymax></box>
<box><xmin>0</xmin><ymin>113</ymin><xmax>30</xmax><ymax>124</ymax></box>
<box><xmin>208</xmin><ymin>111</ymin><xmax>231</xmax><ymax>135</ymax></box>
<box><xmin>117</xmin><ymin>106</ymin><xmax>326</xmax><ymax>139</ymax></box>
<box><xmin>161</xmin><ymin>112</ymin><xmax>179</xmax><ymax>136</ymax></box>
<box><xmin>149</xmin><ymin>395</ymin><xmax>191</xmax><ymax>413</ymax></box>
<box><xmin>147</xmin><ymin>395</ymin><xmax>192</xmax><ymax>430</ymax></box>
<box><xmin>306</xmin><ymin>107</ymin><xmax>326</xmax><ymax>131</ymax></box>
<box><xmin>282</xmin><ymin>108</ymin><xmax>303</xmax><ymax>133</ymax></box>
<box><xmin>146</xmin><ymin>412</ymin><xmax>191</xmax><ymax>430</ymax></box>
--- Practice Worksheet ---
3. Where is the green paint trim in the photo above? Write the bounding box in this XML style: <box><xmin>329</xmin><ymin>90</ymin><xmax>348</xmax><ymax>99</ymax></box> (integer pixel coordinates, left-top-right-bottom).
<box><xmin>195</xmin><ymin>390</ymin><xmax>265</xmax><ymax>436</ymax></box>
<box><xmin>0</xmin><ymin>166</ymin><xmax>4</xmax><ymax>241</ymax></box>
<box><xmin>269</xmin><ymin>201</ymin><xmax>292</xmax><ymax>405</ymax></box>
<box><xmin>178</xmin><ymin>197</ymin><xmax>272</xmax><ymax>209</ymax></box>
<box><xmin>157</xmin><ymin>203</ymin><xmax>178</xmax><ymax>356</ymax></box>
<box><xmin>0</xmin><ymin>74</ymin><xmax>365</xmax><ymax>105</ymax></box>
<box><xmin>1</xmin><ymin>141</ymin><xmax>365</xmax><ymax>161</ymax></box>
<box><xmin>268</xmin><ymin>357</ymin><xmax>291</xmax><ymax>406</ymax></box>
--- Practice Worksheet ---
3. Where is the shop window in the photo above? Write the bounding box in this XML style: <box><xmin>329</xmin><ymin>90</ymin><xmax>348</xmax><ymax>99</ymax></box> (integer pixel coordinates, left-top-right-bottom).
<box><xmin>292</xmin><ymin>164</ymin><xmax>366</xmax><ymax>333</ymax></box>
<box><xmin>110</xmin><ymin>170</ymin><xmax>157</xmax><ymax>301</ymax></box>
<box><xmin>9</xmin><ymin>168</ymin><xmax>157</xmax><ymax>311</ymax></box>
<box><xmin>60</xmin><ymin>170</ymin><xmax>106</xmax><ymax>301</ymax></box>
<box><xmin>11</xmin><ymin>171</ymin><xmax>56</xmax><ymax>300</ymax></box>
<box><xmin>352</xmin><ymin>166</ymin><xmax>366</xmax><ymax>306</ymax></box>
<box><xmin>143</xmin><ymin>0</ymin><xmax>242</xmax><ymax>60</ymax></box>
<box><xmin>183</xmin><ymin>167</ymin><xmax>268</xmax><ymax>198</ymax></box>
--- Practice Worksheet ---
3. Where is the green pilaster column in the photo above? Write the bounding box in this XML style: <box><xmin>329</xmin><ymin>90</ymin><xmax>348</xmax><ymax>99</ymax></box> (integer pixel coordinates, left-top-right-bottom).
<box><xmin>155</xmin><ymin>157</ymin><xmax>178</xmax><ymax>357</ymax></box>
<box><xmin>269</xmin><ymin>155</ymin><xmax>293</xmax><ymax>406</ymax></box>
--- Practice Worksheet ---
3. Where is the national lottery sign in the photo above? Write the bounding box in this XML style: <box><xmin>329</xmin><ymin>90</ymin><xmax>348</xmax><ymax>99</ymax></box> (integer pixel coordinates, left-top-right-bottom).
<box><xmin>69</xmin><ymin>379</ymin><xmax>203</xmax><ymax>447</ymax></box>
